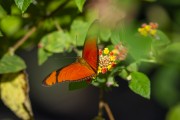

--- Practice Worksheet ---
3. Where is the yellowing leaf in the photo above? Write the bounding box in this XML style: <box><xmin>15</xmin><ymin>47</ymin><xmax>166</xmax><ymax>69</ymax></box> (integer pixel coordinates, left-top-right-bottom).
<box><xmin>0</xmin><ymin>71</ymin><xmax>33</xmax><ymax>119</ymax></box>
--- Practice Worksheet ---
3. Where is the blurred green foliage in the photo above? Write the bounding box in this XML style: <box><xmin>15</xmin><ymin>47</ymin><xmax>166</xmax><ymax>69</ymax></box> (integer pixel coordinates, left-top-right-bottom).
<box><xmin>0</xmin><ymin>0</ymin><xmax>180</xmax><ymax>119</ymax></box>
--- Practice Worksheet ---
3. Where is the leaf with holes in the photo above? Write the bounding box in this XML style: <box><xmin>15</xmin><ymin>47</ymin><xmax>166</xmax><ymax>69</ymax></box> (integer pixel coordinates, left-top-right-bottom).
<box><xmin>0</xmin><ymin>71</ymin><xmax>33</xmax><ymax>119</ymax></box>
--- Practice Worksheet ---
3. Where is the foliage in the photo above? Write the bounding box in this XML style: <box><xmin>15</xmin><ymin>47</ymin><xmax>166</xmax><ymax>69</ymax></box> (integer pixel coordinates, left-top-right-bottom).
<box><xmin>0</xmin><ymin>0</ymin><xmax>179</xmax><ymax>119</ymax></box>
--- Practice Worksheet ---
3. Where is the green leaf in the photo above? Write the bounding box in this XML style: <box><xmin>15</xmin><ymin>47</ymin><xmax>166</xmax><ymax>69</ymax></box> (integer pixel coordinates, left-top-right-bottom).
<box><xmin>152</xmin><ymin>30</ymin><xmax>170</xmax><ymax>48</ymax></box>
<box><xmin>0</xmin><ymin>5</ymin><xmax>7</xmax><ymax>19</ymax></box>
<box><xmin>97</xmin><ymin>77</ymin><xmax>106</xmax><ymax>83</ymax></box>
<box><xmin>69</xmin><ymin>81</ymin><xmax>88</xmax><ymax>90</ymax></box>
<box><xmin>118</xmin><ymin>69</ymin><xmax>128</xmax><ymax>79</ymax></box>
<box><xmin>0</xmin><ymin>53</ymin><xmax>26</xmax><ymax>74</ymax></box>
<box><xmin>0</xmin><ymin>0</ymin><xmax>12</xmax><ymax>14</ymax></box>
<box><xmin>14</xmin><ymin>0</ymin><xmax>32</xmax><ymax>13</ymax></box>
<box><xmin>111</xmin><ymin>28</ymin><xmax>121</xmax><ymax>45</ymax></box>
<box><xmin>38</xmin><ymin>48</ymin><xmax>53</xmax><ymax>65</ymax></box>
<box><xmin>127</xmin><ymin>35</ymin><xmax>152</xmax><ymax>60</ymax></box>
<box><xmin>70</xmin><ymin>19</ymin><xmax>90</xmax><ymax>46</ymax></box>
<box><xmin>0</xmin><ymin>16</ymin><xmax>22</xmax><ymax>36</ymax></box>
<box><xmin>74</xmin><ymin>0</ymin><xmax>86</xmax><ymax>12</ymax></box>
<box><xmin>40</xmin><ymin>31</ymin><xmax>71</xmax><ymax>53</ymax></box>
<box><xmin>0</xmin><ymin>30</ymin><xmax>3</xmax><ymax>36</ymax></box>
<box><xmin>0</xmin><ymin>72</ymin><xmax>33</xmax><ymax>119</ymax></box>
<box><xmin>166</xmin><ymin>104</ymin><xmax>180</xmax><ymax>120</ymax></box>
<box><xmin>127</xmin><ymin>62</ymin><xmax>138</xmax><ymax>72</ymax></box>
<box><xmin>129</xmin><ymin>72</ymin><xmax>151</xmax><ymax>99</ymax></box>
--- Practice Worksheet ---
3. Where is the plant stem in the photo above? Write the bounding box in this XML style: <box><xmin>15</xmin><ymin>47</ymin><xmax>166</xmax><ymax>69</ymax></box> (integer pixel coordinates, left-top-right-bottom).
<box><xmin>97</xmin><ymin>88</ymin><xmax>115</xmax><ymax>120</ymax></box>
<box><xmin>98</xmin><ymin>89</ymin><xmax>104</xmax><ymax>117</ymax></box>
<box><xmin>10</xmin><ymin>26</ymin><xmax>37</xmax><ymax>52</ymax></box>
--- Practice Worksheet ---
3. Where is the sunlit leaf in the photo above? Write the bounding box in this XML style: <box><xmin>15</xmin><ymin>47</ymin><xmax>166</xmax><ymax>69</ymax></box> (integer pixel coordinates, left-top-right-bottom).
<box><xmin>38</xmin><ymin>48</ymin><xmax>53</xmax><ymax>65</ymax></box>
<box><xmin>74</xmin><ymin>0</ymin><xmax>86</xmax><ymax>12</ymax></box>
<box><xmin>129</xmin><ymin>72</ymin><xmax>151</xmax><ymax>99</ymax></box>
<box><xmin>70</xmin><ymin>19</ymin><xmax>90</xmax><ymax>46</ymax></box>
<box><xmin>166</xmin><ymin>104</ymin><xmax>180</xmax><ymax>120</ymax></box>
<box><xmin>14</xmin><ymin>0</ymin><xmax>32</xmax><ymax>13</ymax></box>
<box><xmin>69</xmin><ymin>81</ymin><xmax>88</xmax><ymax>90</ymax></box>
<box><xmin>40</xmin><ymin>31</ymin><xmax>71</xmax><ymax>53</ymax></box>
<box><xmin>0</xmin><ymin>53</ymin><xmax>26</xmax><ymax>74</ymax></box>
<box><xmin>0</xmin><ymin>71</ymin><xmax>33</xmax><ymax>119</ymax></box>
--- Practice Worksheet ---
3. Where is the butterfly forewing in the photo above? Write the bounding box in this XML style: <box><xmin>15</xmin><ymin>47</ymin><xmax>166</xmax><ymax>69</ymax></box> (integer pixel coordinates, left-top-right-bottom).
<box><xmin>43</xmin><ymin>61</ymin><xmax>96</xmax><ymax>86</ymax></box>
<box><xmin>82</xmin><ymin>38</ymin><xmax>98</xmax><ymax>71</ymax></box>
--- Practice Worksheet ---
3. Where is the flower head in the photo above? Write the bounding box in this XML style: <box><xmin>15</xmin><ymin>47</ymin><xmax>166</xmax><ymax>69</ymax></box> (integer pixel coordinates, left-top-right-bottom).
<box><xmin>98</xmin><ymin>43</ymin><xmax>127</xmax><ymax>74</ymax></box>
<box><xmin>138</xmin><ymin>22</ymin><xmax>158</xmax><ymax>37</ymax></box>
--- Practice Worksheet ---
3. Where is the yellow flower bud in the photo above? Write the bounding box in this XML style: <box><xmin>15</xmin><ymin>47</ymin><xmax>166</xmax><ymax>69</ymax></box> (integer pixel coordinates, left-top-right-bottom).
<box><xmin>103</xmin><ymin>48</ymin><xmax>109</xmax><ymax>54</ymax></box>
<box><xmin>98</xmin><ymin>66</ymin><xmax>102</xmax><ymax>74</ymax></box>
<box><xmin>144</xmin><ymin>25</ymin><xmax>151</xmax><ymax>32</ymax></box>
<box><xmin>110</xmin><ymin>55</ymin><xmax>116</xmax><ymax>61</ymax></box>
<box><xmin>150</xmin><ymin>29</ymin><xmax>157</xmax><ymax>36</ymax></box>
<box><xmin>107</xmin><ymin>65</ymin><xmax>112</xmax><ymax>70</ymax></box>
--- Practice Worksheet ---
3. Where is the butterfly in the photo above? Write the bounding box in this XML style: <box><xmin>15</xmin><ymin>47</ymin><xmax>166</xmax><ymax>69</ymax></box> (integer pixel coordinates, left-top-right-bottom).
<box><xmin>42</xmin><ymin>22</ymin><xmax>99</xmax><ymax>86</ymax></box>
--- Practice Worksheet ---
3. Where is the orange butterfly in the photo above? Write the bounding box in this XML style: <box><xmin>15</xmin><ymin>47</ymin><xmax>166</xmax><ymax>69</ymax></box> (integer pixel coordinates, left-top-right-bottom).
<box><xmin>43</xmin><ymin>23</ymin><xmax>99</xmax><ymax>86</ymax></box>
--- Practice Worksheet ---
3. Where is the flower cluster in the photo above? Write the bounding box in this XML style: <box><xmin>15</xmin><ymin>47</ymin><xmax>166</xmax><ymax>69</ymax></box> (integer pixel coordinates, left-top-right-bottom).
<box><xmin>98</xmin><ymin>43</ymin><xmax>127</xmax><ymax>74</ymax></box>
<box><xmin>138</xmin><ymin>22</ymin><xmax>158</xmax><ymax>37</ymax></box>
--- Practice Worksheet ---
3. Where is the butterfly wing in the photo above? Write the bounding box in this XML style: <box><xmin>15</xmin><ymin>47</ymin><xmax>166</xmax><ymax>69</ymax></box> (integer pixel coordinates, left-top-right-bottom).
<box><xmin>82</xmin><ymin>38</ymin><xmax>98</xmax><ymax>71</ymax></box>
<box><xmin>82</xmin><ymin>21</ymin><xmax>99</xmax><ymax>71</ymax></box>
<box><xmin>43</xmin><ymin>61</ymin><xmax>96</xmax><ymax>86</ymax></box>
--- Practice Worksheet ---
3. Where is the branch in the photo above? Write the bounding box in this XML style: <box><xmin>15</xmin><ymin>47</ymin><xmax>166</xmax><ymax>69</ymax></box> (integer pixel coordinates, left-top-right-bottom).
<box><xmin>10</xmin><ymin>26</ymin><xmax>36</xmax><ymax>52</ymax></box>
<box><xmin>10</xmin><ymin>0</ymin><xmax>69</xmax><ymax>53</ymax></box>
